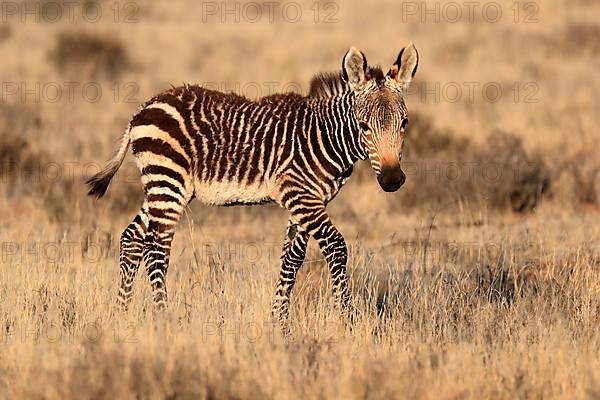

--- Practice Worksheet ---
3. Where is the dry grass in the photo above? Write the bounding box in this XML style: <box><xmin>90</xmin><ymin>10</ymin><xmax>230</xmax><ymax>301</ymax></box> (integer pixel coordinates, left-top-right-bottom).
<box><xmin>1</xmin><ymin>0</ymin><xmax>599</xmax><ymax>398</ymax></box>
<box><xmin>1</xmin><ymin>209</ymin><xmax>599</xmax><ymax>399</ymax></box>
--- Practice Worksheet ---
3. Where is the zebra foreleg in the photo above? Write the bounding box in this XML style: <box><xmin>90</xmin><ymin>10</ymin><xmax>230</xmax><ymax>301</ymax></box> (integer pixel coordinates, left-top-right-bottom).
<box><xmin>300</xmin><ymin>208</ymin><xmax>352</xmax><ymax>315</ymax></box>
<box><xmin>272</xmin><ymin>220</ymin><xmax>309</xmax><ymax>327</ymax></box>
<box><xmin>313</xmin><ymin>223</ymin><xmax>351</xmax><ymax>315</ymax></box>
<box><xmin>285</xmin><ymin>201</ymin><xmax>352</xmax><ymax>318</ymax></box>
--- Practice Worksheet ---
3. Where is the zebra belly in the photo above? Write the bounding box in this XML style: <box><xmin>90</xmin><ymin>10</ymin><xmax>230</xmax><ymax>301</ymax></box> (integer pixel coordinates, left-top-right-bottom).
<box><xmin>194</xmin><ymin>180</ymin><xmax>272</xmax><ymax>206</ymax></box>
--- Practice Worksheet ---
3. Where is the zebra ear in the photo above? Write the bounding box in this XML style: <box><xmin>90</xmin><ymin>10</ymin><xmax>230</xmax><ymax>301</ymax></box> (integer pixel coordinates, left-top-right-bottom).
<box><xmin>342</xmin><ymin>46</ymin><xmax>368</xmax><ymax>91</ymax></box>
<box><xmin>388</xmin><ymin>43</ymin><xmax>419</xmax><ymax>89</ymax></box>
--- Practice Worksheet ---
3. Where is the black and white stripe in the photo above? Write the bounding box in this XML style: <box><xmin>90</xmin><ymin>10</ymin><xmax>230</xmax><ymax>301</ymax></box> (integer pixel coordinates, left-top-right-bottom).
<box><xmin>87</xmin><ymin>44</ymin><xmax>419</xmax><ymax>322</ymax></box>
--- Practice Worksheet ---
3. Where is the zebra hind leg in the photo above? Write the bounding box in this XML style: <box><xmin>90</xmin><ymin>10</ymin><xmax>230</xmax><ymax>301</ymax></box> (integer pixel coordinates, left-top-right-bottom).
<box><xmin>142</xmin><ymin>197</ymin><xmax>187</xmax><ymax>310</ymax></box>
<box><xmin>117</xmin><ymin>203</ymin><xmax>149</xmax><ymax>310</ymax></box>
<box><xmin>272</xmin><ymin>221</ymin><xmax>309</xmax><ymax>328</ymax></box>
<box><xmin>143</xmin><ymin>221</ymin><xmax>180</xmax><ymax>310</ymax></box>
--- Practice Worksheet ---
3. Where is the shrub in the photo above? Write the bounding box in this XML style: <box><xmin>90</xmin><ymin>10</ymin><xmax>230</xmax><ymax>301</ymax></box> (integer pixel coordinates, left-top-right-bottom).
<box><xmin>563</xmin><ymin>22</ymin><xmax>600</xmax><ymax>56</ymax></box>
<box><xmin>0</xmin><ymin>105</ymin><xmax>49</xmax><ymax>197</ymax></box>
<box><xmin>51</xmin><ymin>30</ymin><xmax>130</xmax><ymax>79</ymax></box>
<box><xmin>389</xmin><ymin>113</ymin><xmax>551</xmax><ymax>213</ymax></box>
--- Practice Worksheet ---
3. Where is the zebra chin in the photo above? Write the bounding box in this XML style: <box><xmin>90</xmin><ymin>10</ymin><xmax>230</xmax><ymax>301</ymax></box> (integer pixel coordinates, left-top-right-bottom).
<box><xmin>377</xmin><ymin>166</ymin><xmax>406</xmax><ymax>192</ymax></box>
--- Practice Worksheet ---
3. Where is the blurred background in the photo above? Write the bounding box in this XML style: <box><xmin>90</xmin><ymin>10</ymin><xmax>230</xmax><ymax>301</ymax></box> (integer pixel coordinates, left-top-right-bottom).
<box><xmin>0</xmin><ymin>0</ymin><xmax>598</xmax><ymax>286</ymax></box>
<box><xmin>1</xmin><ymin>0</ymin><xmax>598</xmax><ymax>227</ymax></box>
<box><xmin>1</xmin><ymin>1</ymin><xmax>599</xmax><ymax>397</ymax></box>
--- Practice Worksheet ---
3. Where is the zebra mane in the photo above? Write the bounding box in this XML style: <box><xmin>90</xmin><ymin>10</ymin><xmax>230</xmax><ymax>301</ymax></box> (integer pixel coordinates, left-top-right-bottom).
<box><xmin>308</xmin><ymin>66</ymin><xmax>386</xmax><ymax>98</ymax></box>
<box><xmin>308</xmin><ymin>72</ymin><xmax>348</xmax><ymax>98</ymax></box>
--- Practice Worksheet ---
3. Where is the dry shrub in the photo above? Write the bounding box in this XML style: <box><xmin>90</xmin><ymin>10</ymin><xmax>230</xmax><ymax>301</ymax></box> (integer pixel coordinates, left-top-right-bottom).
<box><xmin>0</xmin><ymin>105</ymin><xmax>79</xmax><ymax>220</ymax></box>
<box><xmin>474</xmin><ymin>131</ymin><xmax>550</xmax><ymax>212</ymax></box>
<box><xmin>404</xmin><ymin>112</ymin><xmax>471</xmax><ymax>158</ymax></box>
<box><xmin>51</xmin><ymin>30</ymin><xmax>130</xmax><ymax>79</ymax></box>
<box><xmin>391</xmin><ymin>113</ymin><xmax>551</xmax><ymax>213</ymax></box>
<box><xmin>557</xmin><ymin>148</ymin><xmax>600</xmax><ymax>205</ymax></box>
<box><xmin>474</xmin><ymin>263</ymin><xmax>516</xmax><ymax>304</ymax></box>
<box><xmin>562</xmin><ymin>22</ymin><xmax>600</xmax><ymax>56</ymax></box>
<box><xmin>0</xmin><ymin>105</ymin><xmax>50</xmax><ymax>197</ymax></box>
<box><xmin>568</xmin><ymin>163</ymin><xmax>599</xmax><ymax>204</ymax></box>
<box><xmin>0</xmin><ymin>104</ymin><xmax>142</xmax><ymax>221</ymax></box>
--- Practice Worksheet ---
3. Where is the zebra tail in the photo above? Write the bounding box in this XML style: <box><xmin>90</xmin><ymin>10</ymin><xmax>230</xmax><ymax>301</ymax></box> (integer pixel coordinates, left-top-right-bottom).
<box><xmin>86</xmin><ymin>128</ymin><xmax>131</xmax><ymax>199</ymax></box>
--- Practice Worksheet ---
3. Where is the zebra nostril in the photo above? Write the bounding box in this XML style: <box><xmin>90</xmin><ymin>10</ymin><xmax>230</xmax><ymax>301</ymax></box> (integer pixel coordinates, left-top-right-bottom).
<box><xmin>398</xmin><ymin>170</ymin><xmax>406</xmax><ymax>186</ymax></box>
<box><xmin>377</xmin><ymin>173</ymin><xmax>385</xmax><ymax>186</ymax></box>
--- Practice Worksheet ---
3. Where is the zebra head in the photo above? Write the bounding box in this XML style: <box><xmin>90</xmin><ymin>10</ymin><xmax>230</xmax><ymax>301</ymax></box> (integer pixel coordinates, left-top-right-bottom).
<box><xmin>342</xmin><ymin>44</ymin><xmax>419</xmax><ymax>192</ymax></box>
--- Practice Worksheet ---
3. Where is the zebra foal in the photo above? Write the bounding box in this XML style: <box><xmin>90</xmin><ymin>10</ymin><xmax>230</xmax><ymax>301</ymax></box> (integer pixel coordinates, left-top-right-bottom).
<box><xmin>87</xmin><ymin>44</ymin><xmax>419</xmax><ymax>323</ymax></box>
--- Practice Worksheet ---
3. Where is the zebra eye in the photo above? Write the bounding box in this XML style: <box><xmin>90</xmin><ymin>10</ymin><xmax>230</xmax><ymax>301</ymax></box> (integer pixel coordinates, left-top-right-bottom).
<box><xmin>401</xmin><ymin>118</ymin><xmax>409</xmax><ymax>131</ymax></box>
<box><xmin>359</xmin><ymin>121</ymin><xmax>370</xmax><ymax>131</ymax></box>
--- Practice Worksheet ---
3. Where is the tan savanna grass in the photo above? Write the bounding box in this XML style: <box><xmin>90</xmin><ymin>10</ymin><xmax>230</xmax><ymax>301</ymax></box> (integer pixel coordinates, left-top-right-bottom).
<box><xmin>0</xmin><ymin>0</ymin><xmax>599</xmax><ymax>398</ymax></box>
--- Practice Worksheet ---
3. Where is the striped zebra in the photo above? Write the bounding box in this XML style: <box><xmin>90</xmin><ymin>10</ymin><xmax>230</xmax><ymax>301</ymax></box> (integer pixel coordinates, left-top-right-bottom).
<box><xmin>87</xmin><ymin>44</ymin><xmax>419</xmax><ymax>324</ymax></box>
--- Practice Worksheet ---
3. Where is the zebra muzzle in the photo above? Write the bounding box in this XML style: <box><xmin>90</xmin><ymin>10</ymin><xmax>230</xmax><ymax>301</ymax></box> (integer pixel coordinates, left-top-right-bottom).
<box><xmin>377</xmin><ymin>166</ymin><xmax>406</xmax><ymax>192</ymax></box>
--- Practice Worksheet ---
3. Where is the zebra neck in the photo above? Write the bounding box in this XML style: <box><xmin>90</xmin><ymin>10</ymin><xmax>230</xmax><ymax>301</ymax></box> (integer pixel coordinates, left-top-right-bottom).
<box><xmin>312</xmin><ymin>92</ymin><xmax>368</xmax><ymax>169</ymax></box>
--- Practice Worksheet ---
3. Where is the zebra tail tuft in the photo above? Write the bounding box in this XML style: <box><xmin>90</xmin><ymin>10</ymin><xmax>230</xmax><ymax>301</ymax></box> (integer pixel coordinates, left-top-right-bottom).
<box><xmin>86</xmin><ymin>129</ymin><xmax>131</xmax><ymax>199</ymax></box>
